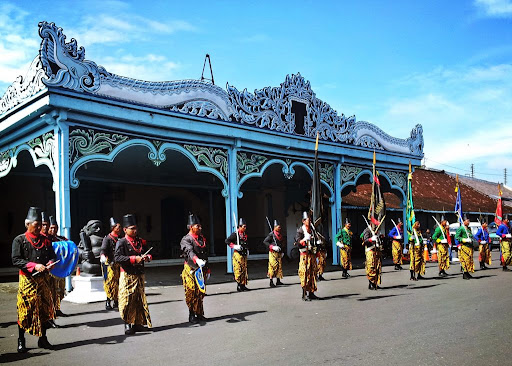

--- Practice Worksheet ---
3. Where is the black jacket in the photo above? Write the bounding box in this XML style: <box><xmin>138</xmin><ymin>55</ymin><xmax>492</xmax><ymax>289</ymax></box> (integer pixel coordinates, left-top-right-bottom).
<box><xmin>12</xmin><ymin>233</ymin><xmax>57</xmax><ymax>275</ymax></box>
<box><xmin>114</xmin><ymin>236</ymin><xmax>149</xmax><ymax>275</ymax></box>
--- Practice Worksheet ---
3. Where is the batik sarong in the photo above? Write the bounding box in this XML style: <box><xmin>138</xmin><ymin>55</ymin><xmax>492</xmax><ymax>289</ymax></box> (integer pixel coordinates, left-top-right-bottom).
<box><xmin>50</xmin><ymin>274</ymin><xmax>66</xmax><ymax>312</ymax></box>
<box><xmin>298</xmin><ymin>253</ymin><xmax>317</xmax><ymax>292</ymax></box>
<box><xmin>267</xmin><ymin>251</ymin><xmax>283</xmax><ymax>279</ymax></box>
<box><xmin>409</xmin><ymin>245</ymin><xmax>425</xmax><ymax>275</ymax></box>
<box><xmin>478</xmin><ymin>244</ymin><xmax>491</xmax><ymax>266</ymax></box>
<box><xmin>340</xmin><ymin>247</ymin><xmax>352</xmax><ymax>270</ymax></box>
<box><xmin>392</xmin><ymin>240</ymin><xmax>403</xmax><ymax>265</ymax></box>
<box><xmin>181</xmin><ymin>263</ymin><xmax>204</xmax><ymax>316</ymax></box>
<box><xmin>437</xmin><ymin>243</ymin><xmax>450</xmax><ymax>271</ymax></box>
<box><xmin>501</xmin><ymin>241</ymin><xmax>511</xmax><ymax>266</ymax></box>
<box><xmin>118</xmin><ymin>271</ymin><xmax>152</xmax><ymax>327</ymax></box>
<box><xmin>459</xmin><ymin>246</ymin><xmax>475</xmax><ymax>273</ymax></box>
<box><xmin>17</xmin><ymin>272</ymin><xmax>55</xmax><ymax>337</ymax></box>
<box><xmin>365</xmin><ymin>249</ymin><xmax>382</xmax><ymax>285</ymax></box>
<box><xmin>233</xmin><ymin>251</ymin><xmax>248</xmax><ymax>285</ymax></box>
<box><xmin>103</xmin><ymin>262</ymin><xmax>121</xmax><ymax>300</ymax></box>
<box><xmin>316</xmin><ymin>251</ymin><xmax>327</xmax><ymax>275</ymax></box>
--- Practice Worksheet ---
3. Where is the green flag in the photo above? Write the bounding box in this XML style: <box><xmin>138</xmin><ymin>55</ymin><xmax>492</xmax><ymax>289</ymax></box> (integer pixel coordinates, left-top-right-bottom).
<box><xmin>406</xmin><ymin>166</ymin><xmax>416</xmax><ymax>238</ymax></box>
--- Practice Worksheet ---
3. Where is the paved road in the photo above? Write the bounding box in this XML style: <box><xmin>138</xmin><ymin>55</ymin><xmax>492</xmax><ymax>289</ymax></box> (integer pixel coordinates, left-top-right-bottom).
<box><xmin>1</xmin><ymin>257</ymin><xmax>511</xmax><ymax>365</ymax></box>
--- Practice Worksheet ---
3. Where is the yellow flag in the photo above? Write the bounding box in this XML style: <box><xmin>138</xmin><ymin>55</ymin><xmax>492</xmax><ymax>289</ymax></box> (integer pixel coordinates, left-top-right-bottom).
<box><xmin>373</xmin><ymin>150</ymin><xmax>376</xmax><ymax>166</ymax></box>
<box><xmin>455</xmin><ymin>174</ymin><xmax>459</xmax><ymax>193</ymax></box>
<box><xmin>315</xmin><ymin>132</ymin><xmax>319</xmax><ymax>151</ymax></box>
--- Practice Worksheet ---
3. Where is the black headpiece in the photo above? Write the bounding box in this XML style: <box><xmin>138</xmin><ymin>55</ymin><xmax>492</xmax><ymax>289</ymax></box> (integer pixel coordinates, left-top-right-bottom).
<box><xmin>109</xmin><ymin>217</ymin><xmax>119</xmax><ymax>229</ymax></box>
<box><xmin>481</xmin><ymin>219</ymin><xmax>487</xmax><ymax>225</ymax></box>
<box><xmin>188</xmin><ymin>213</ymin><xmax>200</xmax><ymax>227</ymax></box>
<box><xmin>26</xmin><ymin>207</ymin><xmax>41</xmax><ymax>222</ymax></box>
<box><xmin>273</xmin><ymin>219</ymin><xmax>280</xmax><ymax>227</ymax></box>
<box><xmin>239</xmin><ymin>218</ymin><xmax>247</xmax><ymax>227</ymax></box>
<box><xmin>345</xmin><ymin>218</ymin><xmax>351</xmax><ymax>225</ymax></box>
<box><xmin>122</xmin><ymin>214</ymin><xmax>137</xmax><ymax>228</ymax></box>
<box><xmin>41</xmin><ymin>211</ymin><xmax>49</xmax><ymax>223</ymax></box>
<box><xmin>49</xmin><ymin>216</ymin><xmax>57</xmax><ymax>226</ymax></box>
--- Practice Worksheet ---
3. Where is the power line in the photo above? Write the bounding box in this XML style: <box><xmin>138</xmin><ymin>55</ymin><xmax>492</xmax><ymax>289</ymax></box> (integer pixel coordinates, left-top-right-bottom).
<box><xmin>424</xmin><ymin>157</ymin><xmax>505</xmax><ymax>177</ymax></box>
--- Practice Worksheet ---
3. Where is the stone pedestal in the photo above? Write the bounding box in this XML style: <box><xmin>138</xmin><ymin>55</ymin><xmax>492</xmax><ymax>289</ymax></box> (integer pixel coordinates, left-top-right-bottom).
<box><xmin>63</xmin><ymin>275</ymin><xmax>106</xmax><ymax>303</ymax></box>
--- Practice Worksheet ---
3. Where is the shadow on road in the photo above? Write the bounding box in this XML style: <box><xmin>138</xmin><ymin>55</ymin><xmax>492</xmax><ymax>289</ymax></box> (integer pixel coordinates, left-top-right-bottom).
<box><xmin>317</xmin><ymin>293</ymin><xmax>359</xmax><ymax>301</ymax></box>
<box><xmin>381</xmin><ymin>284</ymin><xmax>409</xmax><ymax>290</ymax></box>
<box><xmin>0</xmin><ymin>321</ymin><xmax>17</xmax><ymax>328</ymax></box>
<box><xmin>408</xmin><ymin>284</ymin><xmax>441</xmax><ymax>290</ymax></box>
<box><xmin>151</xmin><ymin>310</ymin><xmax>267</xmax><ymax>331</ymax></box>
<box><xmin>357</xmin><ymin>293</ymin><xmax>408</xmax><ymax>301</ymax></box>
<box><xmin>468</xmin><ymin>274</ymin><xmax>497</xmax><ymax>280</ymax></box>
<box><xmin>61</xmin><ymin>316</ymin><xmax>125</xmax><ymax>328</ymax></box>
<box><xmin>53</xmin><ymin>333</ymin><xmax>129</xmax><ymax>351</ymax></box>
<box><xmin>1</xmin><ymin>351</ymin><xmax>51</xmax><ymax>363</ymax></box>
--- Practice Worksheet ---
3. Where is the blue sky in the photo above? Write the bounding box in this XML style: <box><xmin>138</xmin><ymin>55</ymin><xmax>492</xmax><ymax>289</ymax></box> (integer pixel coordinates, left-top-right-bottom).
<box><xmin>1</xmin><ymin>0</ymin><xmax>512</xmax><ymax>184</ymax></box>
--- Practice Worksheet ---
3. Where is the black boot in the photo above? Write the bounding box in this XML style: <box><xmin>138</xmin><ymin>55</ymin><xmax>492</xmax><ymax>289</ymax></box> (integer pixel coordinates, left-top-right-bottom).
<box><xmin>105</xmin><ymin>298</ymin><xmax>113</xmax><ymax>310</ymax></box>
<box><xmin>237</xmin><ymin>283</ymin><xmax>242</xmax><ymax>292</ymax></box>
<box><xmin>395</xmin><ymin>264</ymin><xmax>400</xmax><ymax>270</ymax></box>
<box><xmin>189</xmin><ymin>310</ymin><xmax>198</xmax><ymax>324</ymax></box>
<box><xmin>276</xmin><ymin>279</ymin><xmax>284</xmax><ymax>286</ymax></box>
<box><xmin>318</xmin><ymin>274</ymin><xmax>325</xmax><ymax>281</ymax></box>
<box><xmin>17</xmin><ymin>326</ymin><xmax>27</xmax><ymax>353</ymax></box>
<box><xmin>368</xmin><ymin>280</ymin><xmax>374</xmax><ymax>289</ymax></box>
<box><xmin>56</xmin><ymin>309</ymin><xmax>67</xmax><ymax>317</ymax></box>
<box><xmin>113</xmin><ymin>299</ymin><xmax>119</xmax><ymax>309</ymax></box>
<box><xmin>270</xmin><ymin>279</ymin><xmax>276</xmax><ymax>288</ymax></box>
<box><xmin>46</xmin><ymin>320</ymin><xmax>60</xmax><ymax>329</ymax></box>
<box><xmin>467</xmin><ymin>272</ymin><xmax>473</xmax><ymax>278</ymax></box>
<box><xmin>503</xmin><ymin>266</ymin><xmax>510</xmax><ymax>271</ymax></box>
<box><xmin>398</xmin><ymin>265</ymin><xmax>403</xmax><ymax>270</ymax></box>
<box><xmin>410</xmin><ymin>270</ymin><xmax>417</xmax><ymax>281</ymax></box>
<box><xmin>463</xmin><ymin>272</ymin><xmax>469</xmax><ymax>280</ymax></box>
<box><xmin>196</xmin><ymin>313</ymin><xmax>208</xmax><ymax>322</ymax></box>
<box><xmin>242</xmin><ymin>284</ymin><xmax>250</xmax><ymax>291</ymax></box>
<box><xmin>308</xmin><ymin>292</ymin><xmax>319</xmax><ymax>300</ymax></box>
<box><xmin>417</xmin><ymin>274</ymin><xmax>424</xmax><ymax>280</ymax></box>
<box><xmin>38</xmin><ymin>336</ymin><xmax>54</xmax><ymax>350</ymax></box>
<box><xmin>124</xmin><ymin>323</ymin><xmax>135</xmax><ymax>335</ymax></box>
<box><xmin>302</xmin><ymin>289</ymin><xmax>310</xmax><ymax>301</ymax></box>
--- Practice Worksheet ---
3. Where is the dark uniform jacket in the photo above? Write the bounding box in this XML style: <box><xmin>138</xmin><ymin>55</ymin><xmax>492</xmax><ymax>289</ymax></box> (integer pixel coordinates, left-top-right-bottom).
<box><xmin>362</xmin><ymin>227</ymin><xmax>379</xmax><ymax>248</ymax></box>
<box><xmin>12</xmin><ymin>232</ymin><xmax>57</xmax><ymax>275</ymax></box>
<box><xmin>225</xmin><ymin>231</ymin><xmax>248</xmax><ymax>256</ymax></box>
<box><xmin>114</xmin><ymin>236</ymin><xmax>150</xmax><ymax>275</ymax></box>
<box><xmin>295</xmin><ymin>226</ymin><xmax>318</xmax><ymax>253</ymax></box>
<box><xmin>263</xmin><ymin>230</ymin><xmax>285</xmax><ymax>251</ymax></box>
<box><xmin>101</xmin><ymin>233</ymin><xmax>119</xmax><ymax>262</ymax></box>
<box><xmin>180</xmin><ymin>233</ymin><xmax>209</xmax><ymax>272</ymax></box>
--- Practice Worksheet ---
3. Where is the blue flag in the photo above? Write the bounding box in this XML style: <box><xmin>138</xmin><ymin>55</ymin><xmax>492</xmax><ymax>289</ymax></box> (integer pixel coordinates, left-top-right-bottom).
<box><xmin>454</xmin><ymin>184</ymin><xmax>463</xmax><ymax>224</ymax></box>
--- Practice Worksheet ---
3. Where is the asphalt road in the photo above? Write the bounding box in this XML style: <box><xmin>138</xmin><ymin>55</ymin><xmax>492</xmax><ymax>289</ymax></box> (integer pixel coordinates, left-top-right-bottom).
<box><xmin>1</xmin><ymin>256</ymin><xmax>511</xmax><ymax>366</ymax></box>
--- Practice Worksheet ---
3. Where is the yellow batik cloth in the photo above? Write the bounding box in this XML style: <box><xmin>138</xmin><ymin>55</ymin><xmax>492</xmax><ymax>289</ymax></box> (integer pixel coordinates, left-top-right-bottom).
<box><xmin>181</xmin><ymin>263</ymin><xmax>204</xmax><ymax>316</ymax></box>
<box><xmin>409</xmin><ymin>245</ymin><xmax>425</xmax><ymax>275</ymax></box>
<box><xmin>437</xmin><ymin>243</ymin><xmax>450</xmax><ymax>271</ymax></box>
<box><xmin>392</xmin><ymin>240</ymin><xmax>403</xmax><ymax>265</ymax></box>
<box><xmin>316</xmin><ymin>251</ymin><xmax>327</xmax><ymax>275</ymax></box>
<box><xmin>298</xmin><ymin>253</ymin><xmax>317</xmax><ymax>292</ymax></box>
<box><xmin>118</xmin><ymin>271</ymin><xmax>152</xmax><ymax>327</ymax></box>
<box><xmin>50</xmin><ymin>274</ymin><xmax>66</xmax><ymax>312</ymax></box>
<box><xmin>459</xmin><ymin>246</ymin><xmax>475</xmax><ymax>273</ymax></box>
<box><xmin>233</xmin><ymin>251</ymin><xmax>248</xmax><ymax>285</ymax></box>
<box><xmin>365</xmin><ymin>249</ymin><xmax>382</xmax><ymax>285</ymax></box>
<box><xmin>103</xmin><ymin>262</ymin><xmax>121</xmax><ymax>300</ymax></box>
<box><xmin>340</xmin><ymin>247</ymin><xmax>352</xmax><ymax>270</ymax></box>
<box><xmin>478</xmin><ymin>244</ymin><xmax>491</xmax><ymax>265</ymax></box>
<box><xmin>501</xmin><ymin>241</ymin><xmax>511</xmax><ymax>266</ymax></box>
<box><xmin>267</xmin><ymin>251</ymin><xmax>283</xmax><ymax>279</ymax></box>
<box><xmin>17</xmin><ymin>272</ymin><xmax>55</xmax><ymax>337</ymax></box>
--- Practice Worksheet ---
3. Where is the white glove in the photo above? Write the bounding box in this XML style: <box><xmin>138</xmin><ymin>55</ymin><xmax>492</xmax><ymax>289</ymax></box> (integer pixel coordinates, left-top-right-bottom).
<box><xmin>423</xmin><ymin>239</ymin><xmax>427</xmax><ymax>245</ymax></box>
<box><xmin>507</xmin><ymin>234</ymin><xmax>512</xmax><ymax>239</ymax></box>
<box><xmin>196</xmin><ymin>258</ymin><xmax>206</xmax><ymax>268</ymax></box>
<box><xmin>336</xmin><ymin>241</ymin><xmax>343</xmax><ymax>248</ymax></box>
<box><xmin>316</xmin><ymin>240</ymin><xmax>322</xmax><ymax>245</ymax></box>
<box><xmin>233</xmin><ymin>244</ymin><xmax>242</xmax><ymax>251</ymax></box>
<box><xmin>480</xmin><ymin>240</ymin><xmax>487</xmax><ymax>244</ymax></box>
<box><xmin>441</xmin><ymin>239</ymin><xmax>448</xmax><ymax>244</ymax></box>
<box><xmin>396</xmin><ymin>235</ymin><xmax>402</xmax><ymax>240</ymax></box>
<box><xmin>100</xmin><ymin>255</ymin><xmax>107</xmax><ymax>264</ymax></box>
<box><xmin>272</xmin><ymin>245</ymin><xmax>281</xmax><ymax>252</ymax></box>
<box><xmin>463</xmin><ymin>238</ymin><xmax>471</xmax><ymax>243</ymax></box>
<box><xmin>371</xmin><ymin>235</ymin><xmax>378</xmax><ymax>242</ymax></box>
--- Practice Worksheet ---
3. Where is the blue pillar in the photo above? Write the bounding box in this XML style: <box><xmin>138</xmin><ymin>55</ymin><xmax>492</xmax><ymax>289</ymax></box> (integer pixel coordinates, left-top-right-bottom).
<box><xmin>332</xmin><ymin>162</ymin><xmax>342</xmax><ymax>265</ymax></box>
<box><xmin>225</xmin><ymin>139</ymin><xmax>240</xmax><ymax>273</ymax></box>
<box><xmin>53</xmin><ymin>112</ymin><xmax>73</xmax><ymax>291</ymax></box>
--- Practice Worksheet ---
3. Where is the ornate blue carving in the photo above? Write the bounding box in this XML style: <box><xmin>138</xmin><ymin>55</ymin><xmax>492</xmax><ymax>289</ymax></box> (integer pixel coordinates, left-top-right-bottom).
<box><xmin>170</xmin><ymin>100</ymin><xmax>228</xmax><ymax>121</ymax></box>
<box><xmin>237</xmin><ymin>152</ymin><xmax>268</xmax><ymax>179</ymax></box>
<box><xmin>0</xmin><ymin>57</ymin><xmax>47</xmax><ymax>116</ymax></box>
<box><xmin>339</xmin><ymin>165</ymin><xmax>362</xmax><ymax>183</ymax></box>
<box><xmin>28</xmin><ymin>132</ymin><xmax>56</xmax><ymax>168</ymax></box>
<box><xmin>39</xmin><ymin>21</ymin><xmax>108</xmax><ymax>93</ymax></box>
<box><xmin>307</xmin><ymin>161</ymin><xmax>335</xmax><ymax>191</ymax></box>
<box><xmin>0</xmin><ymin>148</ymin><xmax>16</xmax><ymax>176</ymax></box>
<box><xmin>69</xmin><ymin>129</ymin><xmax>130</xmax><ymax>164</ymax></box>
<box><xmin>383</xmin><ymin>170</ymin><xmax>407</xmax><ymax>192</ymax></box>
<box><xmin>184</xmin><ymin>145</ymin><xmax>228</xmax><ymax>178</ymax></box>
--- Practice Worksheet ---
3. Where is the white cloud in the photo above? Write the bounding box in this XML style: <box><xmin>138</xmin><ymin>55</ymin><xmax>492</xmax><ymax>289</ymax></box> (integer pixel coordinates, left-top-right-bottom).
<box><xmin>100</xmin><ymin>54</ymin><xmax>180</xmax><ymax>81</ymax></box>
<box><xmin>475</xmin><ymin>0</ymin><xmax>512</xmax><ymax>17</ymax></box>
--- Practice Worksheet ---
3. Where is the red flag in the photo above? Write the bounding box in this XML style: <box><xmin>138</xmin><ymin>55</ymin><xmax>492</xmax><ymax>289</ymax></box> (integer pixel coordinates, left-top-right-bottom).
<box><xmin>495</xmin><ymin>184</ymin><xmax>503</xmax><ymax>227</ymax></box>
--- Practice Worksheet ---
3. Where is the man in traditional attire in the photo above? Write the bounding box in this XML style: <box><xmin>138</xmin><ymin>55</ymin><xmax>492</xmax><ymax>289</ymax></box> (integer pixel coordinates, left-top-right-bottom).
<box><xmin>226</xmin><ymin>218</ymin><xmax>250</xmax><ymax>292</ymax></box>
<box><xmin>455</xmin><ymin>216</ymin><xmax>474</xmax><ymax>279</ymax></box>
<box><xmin>180</xmin><ymin>214</ymin><xmax>209</xmax><ymax>324</ymax></box>
<box><xmin>12</xmin><ymin>207</ymin><xmax>57</xmax><ymax>353</ymax></box>
<box><xmin>335</xmin><ymin>218</ymin><xmax>353</xmax><ymax>278</ymax></box>
<box><xmin>41</xmin><ymin>211</ymin><xmax>49</xmax><ymax>236</ymax></box>
<box><xmin>295</xmin><ymin>212</ymin><xmax>319</xmax><ymax>300</ymax></box>
<box><xmin>388</xmin><ymin>219</ymin><xmax>404</xmax><ymax>270</ymax></box>
<box><xmin>100</xmin><ymin>217</ymin><xmax>121</xmax><ymax>310</ymax></box>
<box><xmin>474</xmin><ymin>220</ymin><xmax>491</xmax><ymax>270</ymax></box>
<box><xmin>263</xmin><ymin>219</ymin><xmax>285</xmax><ymax>287</ymax></box>
<box><xmin>409</xmin><ymin>221</ymin><xmax>425</xmax><ymax>281</ymax></box>
<box><xmin>432</xmin><ymin>219</ymin><xmax>450</xmax><ymax>276</ymax></box>
<box><xmin>114</xmin><ymin>214</ymin><xmax>152</xmax><ymax>335</ymax></box>
<box><xmin>47</xmin><ymin>216</ymin><xmax>68</xmax><ymax>318</ymax></box>
<box><xmin>496</xmin><ymin>216</ymin><xmax>511</xmax><ymax>271</ymax></box>
<box><xmin>362</xmin><ymin>224</ymin><xmax>382</xmax><ymax>289</ymax></box>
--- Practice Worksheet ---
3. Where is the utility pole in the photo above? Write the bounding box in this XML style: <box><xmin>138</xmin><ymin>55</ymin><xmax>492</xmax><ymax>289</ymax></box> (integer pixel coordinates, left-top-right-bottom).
<box><xmin>470</xmin><ymin>164</ymin><xmax>474</xmax><ymax>178</ymax></box>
